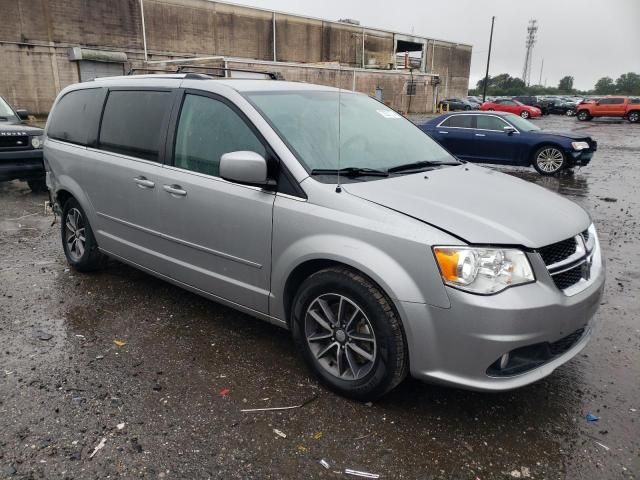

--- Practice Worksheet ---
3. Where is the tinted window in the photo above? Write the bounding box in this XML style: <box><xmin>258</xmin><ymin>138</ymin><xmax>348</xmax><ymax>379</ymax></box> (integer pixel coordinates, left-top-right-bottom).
<box><xmin>174</xmin><ymin>94</ymin><xmax>265</xmax><ymax>177</ymax></box>
<box><xmin>99</xmin><ymin>90</ymin><xmax>171</xmax><ymax>161</ymax></box>
<box><xmin>631</xmin><ymin>98</ymin><xmax>640</xmax><ymax>104</ymax></box>
<box><xmin>48</xmin><ymin>89</ymin><xmax>102</xmax><ymax>145</ymax></box>
<box><xmin>476</xmin><ymin>115</ymin><xmax>509</xmax><ymax>131</ymax></box>
<box><xmin>441</xmin><ymin>115</ymin><xmax>473</xmax><ymax>128</ymax></box>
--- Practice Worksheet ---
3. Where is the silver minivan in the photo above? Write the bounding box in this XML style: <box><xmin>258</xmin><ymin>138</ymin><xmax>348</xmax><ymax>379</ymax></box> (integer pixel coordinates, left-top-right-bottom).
<box><xmin>44</xmin><ymin>74</ymin><xmax>605</xmax><ymax>399</ymax></box>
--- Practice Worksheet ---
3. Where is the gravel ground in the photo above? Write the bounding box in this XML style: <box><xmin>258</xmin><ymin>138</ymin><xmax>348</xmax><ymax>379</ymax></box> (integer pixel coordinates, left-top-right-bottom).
<box><xmin>0</xmin><ymin>115</ymin><xmax>638</xmax><ymax>479</ymax></box>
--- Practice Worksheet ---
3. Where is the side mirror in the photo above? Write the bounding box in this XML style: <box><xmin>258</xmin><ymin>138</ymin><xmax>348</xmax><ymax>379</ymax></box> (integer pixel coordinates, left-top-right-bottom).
<box><xmin>503</xmin><ymin>126</ymin><xmax>516</xmax><ymax>135</ymax></box>
<box><xmin>219</xmin><ymin>151</ymin><xmax>271</xmax><ymax>186</ymax></box>
<box><xmin>15</xmin><ymin>109</ymin><xmax>29</xmax><ymax>120</ymax></box>
<box><xmin>594</xmin><ymin>101</ymin><xmax>600</xmax><ymax>106</ymax></box>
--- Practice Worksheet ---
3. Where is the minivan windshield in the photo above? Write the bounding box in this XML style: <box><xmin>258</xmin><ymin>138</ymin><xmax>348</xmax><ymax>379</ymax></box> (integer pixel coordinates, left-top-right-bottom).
<box><xmin>0</xmin><ymin>97</ymin><xmax>16</xmax><ymax>121</ymax></box>
<box><xmin>244</xmin><ymin>90</ymin><xmax>457</xmax><ymax>174</ymax></box>
<box><xmin>504</xmin><ymin>113</ymin><xmax>541</xmax><ymax>132</ymax></box>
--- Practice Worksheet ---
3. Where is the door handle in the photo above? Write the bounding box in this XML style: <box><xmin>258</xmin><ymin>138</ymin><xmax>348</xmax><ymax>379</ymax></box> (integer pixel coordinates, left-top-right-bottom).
<box><xmin>163</xmin><ymin>184</ymin><xmax>187</xmax><ymax>197</ymax></box>
<box><xmin>134</xmin><ymin>176</ymin><xmax>155</xmax><ymax>188</ymax></box>
<box><xmin>474</xmin><ymin>133</ymin><xmax>486</xmax><ymax>137</ymax></box>
<box><xmin>438</xmin><ymin>131</ymin><xmax>449</xmax><ymax>134</ymax></box>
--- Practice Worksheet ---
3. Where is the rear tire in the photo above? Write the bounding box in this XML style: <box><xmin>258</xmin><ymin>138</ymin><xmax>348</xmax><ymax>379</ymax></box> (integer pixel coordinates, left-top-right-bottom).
<box><xmin>628</xmin><ymin>111</ymin><xmax>640</xmax><ymax>123</ymax></box>
<box><xmin>532</xmin><ymin>145</ymin><xmax>566</xmax><ymax>176</ymax></box>
<box><xmin>566</xmin><ymin>108</ymin><xmax>576</xmax><ymax>117</ymax></box>
<box><xmin>520</xmin><ymin>110</ymin><xmax>530</xmax><ymax>119</ymax></box>
<box><xmin>61</xmin><ymin>198</ymin><xmax>106</xmax><ymax>272</ymax></box>
<box><xmin>27</xmin><ymin>178</ymin><xmax>47</xmax><ymax>193</ymax></box>
<box><xmin>577</xmin><ymin>110</ymin><xmax>591</xmax><ymax>121</ymax></box>
<box><xmin>291</xmin><ymin>267</ymin><xmax>408</xmax><ymax>400</ymax></box>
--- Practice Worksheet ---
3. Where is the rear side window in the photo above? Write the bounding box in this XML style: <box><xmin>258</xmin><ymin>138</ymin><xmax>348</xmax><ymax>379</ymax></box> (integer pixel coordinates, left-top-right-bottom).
<box><xmin>99</xmin><ymin>90</ymin><xmax>172</xmax><ymax>162</ymax></box>
<box><xmin>173</xmin><ymin>94</ymin><xmax>265</xmax><ymax>177</ymax></box>
<box><xmin>48</xmin><ymin>89</ymin><xmax>102</xmax><ymax>146</ymax></box>
<box><xmin>477</xmin><ymin>115</ymin><xmax>508</xmax><ymax>131</ymax></box>
<box><xmin>599</xmin><ymin>98</ymin><xmax>624</xmax><ymax>105</ymax></box>
<box><xmin>441</xmin><ymin>115</ymin><xmax>473</xmax><ymax>128</ymax></box>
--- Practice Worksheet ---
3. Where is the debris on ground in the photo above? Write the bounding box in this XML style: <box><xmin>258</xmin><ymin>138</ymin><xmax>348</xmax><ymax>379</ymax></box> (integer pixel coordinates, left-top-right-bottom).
<box><xmin>312</xmin><ymin>431</ymin><xmax>323</xmax><ymax>440</ymax></box>
<box><xmin>36</xmin><ymin>331</ymin><xmax>53</xmax><ymax>341</ymax></box>
<box><xmin>595</xmin><ymin>441</ymin><xmax>610</xmax><ymax>451</ymax></box>
<box><xmin>89</xmin><ymin>438</ymin><xmax>107</xmax><ymax>459</ymax></box>
<box><xmin>116</xmin><ymin>423</ymin><xmax>125</xmax><ymax>430</ymax></box>
<box><xmin>219</xmin><ymin>388</ymin><xmax>231</xmax><ymax>397</ymax></box>
<box><xmin>273</xmin><ymin>429</ymin><xmax>287</xmax><ymax>438</ymax></box>
<box><xmin>345</xmin><ymin>468</ymin><xmax>380</xmax><ymax>478</ymax></box>
<box><xmin>319</xmin><ymin>459</ymin><xmax>330</xmax><ymax>469</ymax></box>
<box><xmin>585</xmin><ymin>413</ymin><xmax>600</xmax><ymax>422</ymax></box>
<box><xmin>240</xmin><ymin>395</ymin><xmax>317</xmax><ymax>412</ymax></box>
<box><xmin>113</xmin><ymin>339</ymin><xmax>127</xmax><ymax>347</ymax></box>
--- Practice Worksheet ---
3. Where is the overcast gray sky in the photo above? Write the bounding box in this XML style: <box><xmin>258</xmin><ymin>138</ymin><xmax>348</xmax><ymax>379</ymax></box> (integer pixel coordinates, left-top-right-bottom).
<box><xmin>231</xmin><ymin>0</ymin><xmax>640</xmax><ymax>91</ymax></box>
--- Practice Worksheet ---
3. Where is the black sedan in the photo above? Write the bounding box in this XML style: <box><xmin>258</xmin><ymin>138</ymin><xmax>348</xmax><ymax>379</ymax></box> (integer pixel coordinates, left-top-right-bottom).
<box><xmin>0</xmin><ymin>96</ymin><xmax>45</xmax><ymax>191</ymax></box>
<box><xmin>437</xmin><ymin>98</ymin><xmax>477</xmax><ymax>111</ymax></box>
<box><xmin>547</xmin><ymin>99</ymin><xmax>577</xmax><ymax>116</ymax></box>
<box><xmin>418</xmin><ymin>111</ymin><xmax>597</xmax><ymax>175</ymax></box>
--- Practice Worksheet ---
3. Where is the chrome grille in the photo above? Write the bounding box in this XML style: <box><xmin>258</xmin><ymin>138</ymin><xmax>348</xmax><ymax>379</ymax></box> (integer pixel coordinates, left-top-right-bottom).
<box><xmin>538</xmin><ymin>237</ymin><xmax>577</xmax><ymax>265</ymax></box>
<box><xmin>551</xmin><ymin>264</ymin><xmax>584</xmax><ymax>290</ymax></box>
<box><xmin>538</xmin><ymin>229</ymin><xmax>596</xmax><ymax>295</ymax></box>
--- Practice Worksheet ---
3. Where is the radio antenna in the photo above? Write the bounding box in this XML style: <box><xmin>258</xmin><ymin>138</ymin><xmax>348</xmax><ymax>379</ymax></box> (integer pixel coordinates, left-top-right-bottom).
<box><xmin>336</xmin><ymin>63</ymin><xmax>342</xmax><ymax>193</ymax></box>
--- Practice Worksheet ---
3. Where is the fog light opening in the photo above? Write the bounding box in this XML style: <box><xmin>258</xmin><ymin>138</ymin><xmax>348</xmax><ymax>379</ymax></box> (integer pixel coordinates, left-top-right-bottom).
<box><xmin>499</xmin><ymin>353</ymin><xmax>510</xmax><ymax>370</ymax></box>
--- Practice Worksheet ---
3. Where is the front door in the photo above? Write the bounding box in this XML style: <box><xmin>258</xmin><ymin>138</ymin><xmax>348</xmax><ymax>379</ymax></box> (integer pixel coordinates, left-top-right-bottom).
<box><xmin>470</xmin><ymin>114</ymin><xmax>519</xmax><ymax>164</ymax></box>
<box><xmin>154</xmin><ymin>91</ymin><xmax>275</xmax><ymax>313</ymax></box>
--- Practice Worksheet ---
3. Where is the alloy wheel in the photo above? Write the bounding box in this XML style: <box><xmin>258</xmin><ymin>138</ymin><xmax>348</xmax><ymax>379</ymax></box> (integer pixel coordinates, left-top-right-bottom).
<box><xmin>304</xmin><ymin>293</ymin><xmax>377</xmax><ymax>381</ymax></box>
<box><xmin>521</xmin><ymin>111</ymin><xmax>530</xmax><ymax>119</ymax></box>
<box><xmin>629</xmin><ymin>112</ymin><xmax>639</xmax><ymax>123</ymax></box>
<box><xmin>536</xmin><ymin>148</ymin><xmax>564</xmax><ymax>173</ymax></box>
<box><xmin>65</xmin><ymin>207</ymin><xmax>86</xmax><ymax>261</ymax></box>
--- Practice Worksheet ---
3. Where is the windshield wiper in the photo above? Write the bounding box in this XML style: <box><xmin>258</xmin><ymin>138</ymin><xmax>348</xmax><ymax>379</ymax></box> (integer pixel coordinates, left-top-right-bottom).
<box><xmin>310</xmin><ymin>167</ymin><xmax>389</xmax><ymax>177</ymax></box>
<box><xmin>387</xmin><ymin>160</ymin><xmax>460</xmax><ymax>174</ymax></box>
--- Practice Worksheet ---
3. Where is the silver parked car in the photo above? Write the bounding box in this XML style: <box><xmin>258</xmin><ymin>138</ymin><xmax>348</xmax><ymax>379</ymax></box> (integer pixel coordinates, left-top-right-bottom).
<box><xmin>44</xmin><ymin>74</ymin><xmax>605</xmax><ymax>399</ymax></box>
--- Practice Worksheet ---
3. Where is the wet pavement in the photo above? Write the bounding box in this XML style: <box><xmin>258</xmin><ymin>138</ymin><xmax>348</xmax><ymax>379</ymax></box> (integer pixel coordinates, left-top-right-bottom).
<box><xmin>0</xmin><ymin>115</ymin><xmax>638</xmax><ymax>479</ymax></box>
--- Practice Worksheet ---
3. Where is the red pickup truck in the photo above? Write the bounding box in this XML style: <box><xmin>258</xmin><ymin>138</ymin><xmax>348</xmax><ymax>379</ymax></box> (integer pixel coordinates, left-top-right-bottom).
<box><xmin>576</xmin><ymin>96</ymin><xmax>640</xmax><ymax>123</ymax></box>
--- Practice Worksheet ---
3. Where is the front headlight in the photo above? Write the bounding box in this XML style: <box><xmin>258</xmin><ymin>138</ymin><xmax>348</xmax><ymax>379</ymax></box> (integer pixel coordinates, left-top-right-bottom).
<box><xmin>571</xmin><ymin>141</ymin><xmax>589</xmax><ymax>151</ymax></box>
<box><xmin>31</xmin><ymin>135</ymin><xmax>44</xmax><ymax>149</ymax></box>
<box><xmin>433</xmin><ymin>246</ymin><xmax>535</xmax><ymax>294</ymax></box>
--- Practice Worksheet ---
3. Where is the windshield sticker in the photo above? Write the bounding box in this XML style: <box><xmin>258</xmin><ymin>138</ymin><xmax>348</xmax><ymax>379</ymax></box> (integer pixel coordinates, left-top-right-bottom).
<box><xmin>377</xmin><ymin>109</ymin><xmax>401</xmax><ymax>119</ymax></box>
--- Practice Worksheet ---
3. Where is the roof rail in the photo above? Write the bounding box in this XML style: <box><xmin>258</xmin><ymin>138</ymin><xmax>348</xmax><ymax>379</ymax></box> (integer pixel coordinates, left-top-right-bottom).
<box><xmin>176</xmin><ymin>65</ymin><xmax>280</xmax><ymax>80</ymax></box>
<box><xmin>126</xmin><ymin>65</ymin><xmax>281</xmax><ymax>80</ymax></box>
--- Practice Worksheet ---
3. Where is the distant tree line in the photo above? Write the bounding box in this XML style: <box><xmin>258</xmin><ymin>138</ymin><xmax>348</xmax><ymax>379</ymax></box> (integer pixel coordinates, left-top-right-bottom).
<box><xmin>469</xmin><ymin>72</ymin><xmax>640</xmax><ymax>96</ymax></box>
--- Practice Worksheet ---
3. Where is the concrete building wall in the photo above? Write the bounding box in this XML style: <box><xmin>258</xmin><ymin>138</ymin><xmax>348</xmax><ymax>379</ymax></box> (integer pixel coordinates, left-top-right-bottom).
<box><xmin>0</xmin><ymin>0</ymin><xmax>471</xmax><ymax>113</ymax></box>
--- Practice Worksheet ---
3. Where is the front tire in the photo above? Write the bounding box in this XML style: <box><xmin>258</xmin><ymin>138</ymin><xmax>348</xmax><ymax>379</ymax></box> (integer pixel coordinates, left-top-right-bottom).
<box><xmin>61</xmin><ymin>198</ymin><xmax>106</xmax><ymax>272</ymax></box>
<box><xmin>577</xmin><ymin>110</ymin><xmax>591</xmax><ymax>121</ymax></box>
<box><xmin>566</xmin><ymin>108</ymin><xmax>576</xmax><ymax>116</ymax></box>
<box><xmin>520</xmin><ymin>110</ymin><xmax>530</xmax><ymax>119</ymax></box>
<box><xmin>291</xmin><ymin>267</ymin><xmax>408</xmax><ymax>400</ymax></box>
<box><xmin>533</xmin><ymin>145</ymin><xmax>566</xmax><ymax>176</ymax></box>
<box><xmin>628</xmin><ymin>111</ymin><xmax>640</xmax><ymax>123</ymax></box>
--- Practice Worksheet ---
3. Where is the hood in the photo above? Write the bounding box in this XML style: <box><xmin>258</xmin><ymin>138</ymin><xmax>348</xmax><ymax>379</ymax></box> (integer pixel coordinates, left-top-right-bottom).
<box><xmin>535</xmin><ymin>130</ymin><xmax>591</xmax><ymax>141</ymax></box>
<box><xmin>343</xmin><ymin>165</ymin><xmax>590</xmax><ymax>248</ymax></box>
<box><xmin>0</xmin><ymin>123</ymin><xmax>43</xmax><ymax>135</ymax></box>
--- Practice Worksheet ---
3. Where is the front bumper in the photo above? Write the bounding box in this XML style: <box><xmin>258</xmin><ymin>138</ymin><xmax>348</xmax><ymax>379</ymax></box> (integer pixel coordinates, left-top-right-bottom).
<box><xmin>399</xmin><ymin>240</ymin><xmax>605</xmax><ymax>391</ymax></box>
<box><xmin>0</xmin><ymin>149</ymin><xmax>44</xmax><ymax>181</ymax></box>
<box><xmin>568</xmin><ymin>149</ymin><xmax>595</xmax><ymax>166</ymax></box>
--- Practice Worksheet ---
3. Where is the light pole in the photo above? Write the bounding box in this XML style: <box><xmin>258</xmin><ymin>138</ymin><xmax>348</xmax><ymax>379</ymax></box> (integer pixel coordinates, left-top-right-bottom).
<box><xmin>482</xmin><ymin>16</ymin><xmax>495</xmax><ymax>103</ymax></box>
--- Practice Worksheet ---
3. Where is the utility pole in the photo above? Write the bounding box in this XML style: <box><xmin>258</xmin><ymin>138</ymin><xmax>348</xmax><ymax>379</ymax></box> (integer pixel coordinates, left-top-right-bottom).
<box><xmin>482</xmin><ymin>16</ymin><xmax>495</xmax><ymax>103</ymax></box>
